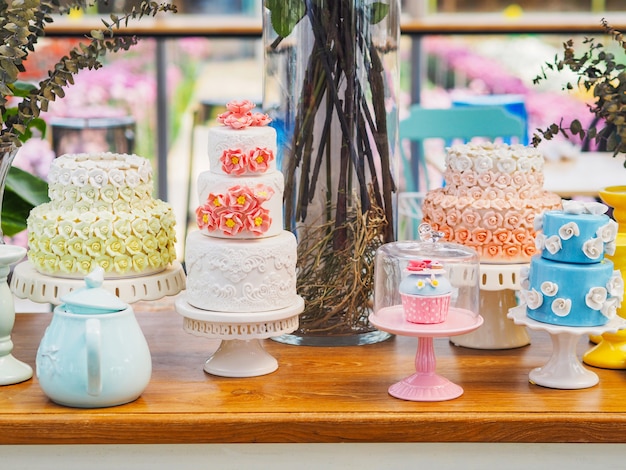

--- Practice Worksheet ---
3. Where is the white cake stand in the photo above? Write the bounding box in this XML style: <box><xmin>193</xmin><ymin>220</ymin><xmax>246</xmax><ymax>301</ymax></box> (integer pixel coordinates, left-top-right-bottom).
<box><xmin>453</xmin><ymin>263</ymin><xmax>530</xmax><ymax>350</ymax></box>
<box><xmin>10</xmin><ymin>260</ymin><xmax>186</xmax><ymax>305</ymax></box>
<box><xmin>508</xmin><ymin>305</ymin><xmax>626</xmax><ymax>389</ymax></box>
<box><xmin>175</xmin><ymin>295</ymin><xmax>303</xmax><ymax>378</ymax></box>
<box><xmin>370</xmin><ymin>306</ymin><xmax>483</xmax><ymax>401</ymax></box>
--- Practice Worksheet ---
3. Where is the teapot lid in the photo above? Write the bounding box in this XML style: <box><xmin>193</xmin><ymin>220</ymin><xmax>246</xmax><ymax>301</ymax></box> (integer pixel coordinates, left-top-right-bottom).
<box><xmin>60</xmin><ymin>268</ymin><xmax>128</xmax><ymax>314</ymax></box>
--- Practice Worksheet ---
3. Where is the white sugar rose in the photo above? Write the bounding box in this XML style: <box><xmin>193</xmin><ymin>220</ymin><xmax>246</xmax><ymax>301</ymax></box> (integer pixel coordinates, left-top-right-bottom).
<box><xmin>583</xmin><ymin>238</ymin><xmax>603</xmax><ymax>260</ymax></box>
<box><xmin>57</xmin><ymin>168</ymin><xmax>72</xmax><ymax>185</ymax></box>
<box><xmin>559</xmin><ymin>222</ymin><xmax>580</xmax><ymax>240</ymax></box>
<box><xmin>58</xmin><ymin>254</ymin><xmax>76</xmax><ymax>274</ymax></box>
<box><xmin>534</xmin><ymin>232</ymin><xmax>546</xmax><ymax>251</ymax></box>
<box><xmin>607</xmin><ymin>273</ymin><xmax>625</xmax><ymax>301</ymax></box>
<box><xmin>79</xmin><ymin>186</ymin><xmax>97</xmax><ymax>204</ymax></box>
<box><xmin>67</xmin><ymin>237</ymin><xmax>86</xmax><ymax>257</ymax></box>
<box><xmin>526</xmin><ymin>289</ymin><xmax>543</xmax><ymax>309</ymax></box>
<box><xmin>544</xmin><ymin>235</ymin><xmax>562</xmax><ymax>254</ymax></box>
<box><xmin>601</xmin><ymin>297</ymin><xmax>619</xmax><ymax>319</ymax></box>
<box><xmin>551</xmin><ymin>298</ymin><xmax>572</xmax><ymax>317</ymax></box>
<box><xmin>108</xmin><ymin>168</ymin><xmax>125</xmax><ymax>187</ymax></box>
<box><xmin>453</xmin><ymin>155</ymin><xmax>472</xmax><ymax>172</ymax></box>
<box><xmin>75</xmin><ymin>255</ymin><xmax>94</xmax><ymax>275</ymax></box>
<box><xmin>474</xmin><ymin>155</ymin><xmax>493</xmax><ymax>173</ymax></box>
<box><xmin>88</xmin><ymin>168</ymin><xmax>108</xmax><ymax>188</ymax></box>
<box><xmin>85</xmin><ymin>237</ymin><xmax>106</xmax><ymax>257</ymax></box>
<box><xmin>92</xmin><ymin>217</ymin><xmax>114</xmax><ymax>239</ymax></box>
<box><xmin>132</xmin><ymin>253</ymin><xmax>150</xmax><ymax>272</ymax></box>
<box><xmin>125</xmin><ymin>170</ymin><xmax>141</xmax><ymax>187</ymax></box>
<box><xmin>70</xmin><ymin>168</ymin><xmax>89</xmax><ymax>187</ymax></box>
<box><xmin>113</xmin><ymin>254</ymin><xmax>132</xmax><ymax>275</ymax></box>
<box><xmin>95</xmin><ymin>255</ymin><xmax>114</xmax><ymax>273</ymax></box>
<box><xmin>496</xmin><ymin>157</ymin><xmax>517</xmax><ymax>174</ymax></box>
<box><xmin>585</xmin><ymin>287</ymin><xmax>608</xmax><ymax>310</ymax></box>
<box><xmin>541</xmin><ymin>281</ymin><xmax>558</xmax><ymax>297</ymax></box>
<box><xmin>517</xmin><ymin>157</ymin><xmax>533</xmax><ymax>172</ymax></box>
<box><xmin>533</xmin><ymin>213</ymin><xmax>544</xmax><ymax>231</ymax></box>
<box><xmin>597</xmin><ymin>220</ymin><xmax>618</xmax><ymax>243</ymax></box>
<box><xmin>606</xmin><ymin>240</ymin><xmax>617</xmax><ymax>256</ymax></box>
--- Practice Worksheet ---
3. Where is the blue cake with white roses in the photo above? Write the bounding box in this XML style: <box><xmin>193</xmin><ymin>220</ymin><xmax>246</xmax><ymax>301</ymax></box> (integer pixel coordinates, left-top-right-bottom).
<box><xmin>521</xmin><ymin>200</ymin><xmax>623</xmax><ymax>327</ymax></box>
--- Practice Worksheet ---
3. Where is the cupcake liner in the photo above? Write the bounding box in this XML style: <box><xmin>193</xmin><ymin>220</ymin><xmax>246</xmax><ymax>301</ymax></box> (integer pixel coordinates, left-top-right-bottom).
<box><xmin>401</xmin><ymin>293</ymin><xmax>451</xmax><ymax>324</ymax></box>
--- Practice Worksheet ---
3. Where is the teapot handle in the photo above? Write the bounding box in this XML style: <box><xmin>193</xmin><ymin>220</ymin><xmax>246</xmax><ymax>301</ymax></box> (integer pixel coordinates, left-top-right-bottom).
<box><xmin>85</xmin><ymin>318</ymin><xmax>102</xmax><ymax>396</ymax></box>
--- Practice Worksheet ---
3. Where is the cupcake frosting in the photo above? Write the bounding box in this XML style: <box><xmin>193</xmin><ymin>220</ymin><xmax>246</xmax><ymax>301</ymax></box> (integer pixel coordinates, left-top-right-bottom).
<box><xmin>399</xmin><ymin>260</ymin><xmax>452</xmax><ymax>296</ymax></box>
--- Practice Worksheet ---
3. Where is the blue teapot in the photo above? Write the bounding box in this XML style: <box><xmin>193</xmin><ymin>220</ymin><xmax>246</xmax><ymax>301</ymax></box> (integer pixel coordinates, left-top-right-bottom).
<box><xmin>36</xmin><ymin>268</ymin><xmax>152</xmax><ymax>408</ymax></box>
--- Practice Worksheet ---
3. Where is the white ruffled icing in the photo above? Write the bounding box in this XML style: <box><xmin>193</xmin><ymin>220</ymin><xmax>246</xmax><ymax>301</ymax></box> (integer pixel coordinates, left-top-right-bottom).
<box><xmin>562</xmin><ymin>199</ymin><xmax>608</xmax><ymax>215</ymax></box>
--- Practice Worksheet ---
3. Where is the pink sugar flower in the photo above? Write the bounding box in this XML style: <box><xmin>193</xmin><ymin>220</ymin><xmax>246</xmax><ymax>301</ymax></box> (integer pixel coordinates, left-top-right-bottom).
<box><xmin>219</xmin><ymin>212</ymin><xmax>244</xmax><ymax>236</ymax></box>
<box><xmin>206</xmin><ymin>192</ymin><xmax>226</xmax><ymax>212</ymax></box>
<box><xmin>251</xmin><ymin>112</ymin><xmax>272</xmax><ymax>127</ymax></box>
<box><xmin>196</xmin><ymin>205</ymin><xmax>217</xmax><ymax>230</ymax></box>
<box><xmin>248</xmin><ymin>147</ymin><xmax>274</xmax><ymax>173</ymax></box>
<box><xmin>223</xmin><ymin>112</ymin><xmax>253</xmax><ymax>129</ymax></box>
<box><xmin>217</xmin><ymin>110</ymin><xmax>232</xmax><ymax>124</ymax></box>
<box><xmin>221</xmin><ymin>148</ymin><xmax>248</xmax><ymax>175</ymax></box>
<box><xmin>246</xmin><ymin>207</ymin><xmax>272</xmax><ymax>235</ymax></box>
<box><xmin>252</xmin><ymin>184</ymin><xmax>275</xmax><ymax>203</ymax></box>
<box><xmin>226</xmin><ymin>100</ymin><xmax>255</xmax><ymax>114</ymax></box>
<box><xmin>226</xmin><ymin>185</ymin><xmax>259</xmax><ymax>213</ymax></box>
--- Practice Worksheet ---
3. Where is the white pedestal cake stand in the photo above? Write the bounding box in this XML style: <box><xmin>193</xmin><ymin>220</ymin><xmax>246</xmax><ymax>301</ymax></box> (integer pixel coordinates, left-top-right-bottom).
<box><xmin>508</xmin><ymin>305</ymin><xmax>626</xmax><ymax>389</ymax></box>
<box><xmin>453</xmin><ymin>263</ymin><xmax>530</xmax><ymax>350</ymax></box>
<box><xmin>175</xmin><ymin>295</ymin><xmax>304</xmax><ymax>378</ymax></box>
<box><xmin>369</xmin><ymin>306</ymin><xmax>483</xmax><ymax>401</ymax></box>
<box><xmin>10</xmin><ymin>261</ymin><xmax>186</xmax><ymax>305</ymax></box>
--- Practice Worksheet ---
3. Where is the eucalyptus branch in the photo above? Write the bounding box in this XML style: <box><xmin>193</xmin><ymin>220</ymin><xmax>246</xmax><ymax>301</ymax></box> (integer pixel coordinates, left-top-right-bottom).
<box><xmin>532</xmin><ymin>19</ymin><xmax>626</xmax><ymax>160</ymax></box>
<box><xmin>0</xmin><ymin>0</ymin><xmax>177</xmax><ymax>147</ymax></box>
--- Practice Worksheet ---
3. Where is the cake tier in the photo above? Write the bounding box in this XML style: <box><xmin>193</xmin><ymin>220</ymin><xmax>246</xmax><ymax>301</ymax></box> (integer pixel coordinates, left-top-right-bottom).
<box><xmin>26</xmin><ymin>201</ymin><xmax>177</xmax><ymax>279</ymax></box>
<box><xmin>208</xmin><ymin>125</ymin><xmax>277</xmax><ymax>176</ymax></box>
<box><xmin>421</xmin><ymin>189</ymin><xmax>562</xmax><ymax>263</ymax></box>
<box><xmin>536</xmin><ymin>209</ymin><xmax>618</xmax><ymax>264</ymax></box>
<box><xmin>47</xmin><ymin>152</ymin><xmax>154</xmax><ymax>210</ymax></box>
<box><xmin>523</xmin><ymin>256</ymin><xmax>622</xmax><ymax>327</ymax></box>
<box><xmin>196</xmin><ymin>170</ymin><xmax>284</xmax><ymax>239</ymax></box>
<box><xmin>185</xmin><ymin>230</ymin><xmax>298</xmax><ymax>313</ymax></box>
<box><xmin>443</xmin><ymin>142</ymin><xmax>546</xmax><ymax>196</ymax></box>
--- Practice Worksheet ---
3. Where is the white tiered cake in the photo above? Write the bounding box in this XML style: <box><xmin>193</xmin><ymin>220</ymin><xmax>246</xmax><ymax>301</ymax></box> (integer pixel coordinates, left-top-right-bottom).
<box><xmin>176</xmin><ymin>100</ymin><xmax>303</xmax><ymax>377</ymax></box>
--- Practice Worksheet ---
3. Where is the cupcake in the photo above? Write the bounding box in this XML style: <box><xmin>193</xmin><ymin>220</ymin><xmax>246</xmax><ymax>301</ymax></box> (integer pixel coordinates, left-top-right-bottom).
<box><xmin>399</xmin><ymin>260</ymin><xmax>452</xmax><ymax>324</ymax></box>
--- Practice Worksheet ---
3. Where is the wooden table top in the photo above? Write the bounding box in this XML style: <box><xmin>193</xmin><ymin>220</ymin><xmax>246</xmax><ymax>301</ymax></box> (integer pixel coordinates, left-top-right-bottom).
<box><xmin>4</xmin><ymin>300</ymin><xmax>626</xmax><ymax>445</ymax></box>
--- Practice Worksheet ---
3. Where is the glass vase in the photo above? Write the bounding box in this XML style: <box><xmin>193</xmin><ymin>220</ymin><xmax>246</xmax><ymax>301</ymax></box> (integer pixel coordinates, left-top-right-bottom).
<box><xmin>0</xmin><ymin>144</ymin><xmax>19</xmax><ymax>244</ymax></box>
<box><xmin>263</xmin><ymin>0</ymin><xmax>400</xmax><ymax>345</ymax></box>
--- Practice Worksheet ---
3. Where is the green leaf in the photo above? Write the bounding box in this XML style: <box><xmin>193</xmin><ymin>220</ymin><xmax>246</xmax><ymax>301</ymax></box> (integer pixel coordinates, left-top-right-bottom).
<box><xmin>5</xmin><ymin>166</ymin><xmax>49</xmax><ymax>207</ymax></box>
<box><xmin>368</xmin><ymin>2</ymin><xmax>389</xmax><ymax>25</ymax></box>
<box><xmin>1</xmin><ymin>166</ymin><xmax>49</xmax><ymax>237</ymax></box>
<box><xmin>265</xmin><ymin>0</ymin><xmax>306</xmax><ymax>38</ymax></box>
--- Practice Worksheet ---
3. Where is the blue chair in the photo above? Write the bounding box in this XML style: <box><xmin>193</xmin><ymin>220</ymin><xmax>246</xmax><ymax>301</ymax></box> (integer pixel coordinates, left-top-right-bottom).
<box><xmin>399</xmin><ymin>105</ymin><xmax>527</xmax><ymax>192</ymax></box>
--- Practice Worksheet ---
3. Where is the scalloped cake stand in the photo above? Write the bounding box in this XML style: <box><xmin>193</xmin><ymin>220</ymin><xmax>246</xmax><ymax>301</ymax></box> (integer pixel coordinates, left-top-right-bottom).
<box><xmin>10</xmin><ymin>260</ymin><xmax>186</xmax><ymax>305</ymax></box>
<box><xmin>369</xmin><ymin>306</ymin><xmax>483</xmax><ymax>401</ymax></box>
<box><xmin>0</xmin><ymin>245</ymin><xmax>33</xmax><ymax>385</ymax></box>
<box><xmin>508</xmin><ymin>305</ymin><xmax>626</xmax><ymax>389</ymax></box>
<box><xmin>175</xmin><ymin>295</ymin><xmax>304</xmax><ymax>378</ymax></box>
<box><xmin>452</xmin><ymin>263</ymin><xmax>529</xmax><ymax>350</ymax></box>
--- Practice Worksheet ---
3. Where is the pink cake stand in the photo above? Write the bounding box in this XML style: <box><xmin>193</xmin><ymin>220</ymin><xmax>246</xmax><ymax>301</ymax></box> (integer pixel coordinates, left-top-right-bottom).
<box><xmin>369</xmin><ymin>306</ymin><xmax>483</xmax><ymax>401</ymax></box>
<box><xmin>508</xmin><ymin>305</ymin><xmax>626</xmax><ymax>389</ymax></box>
